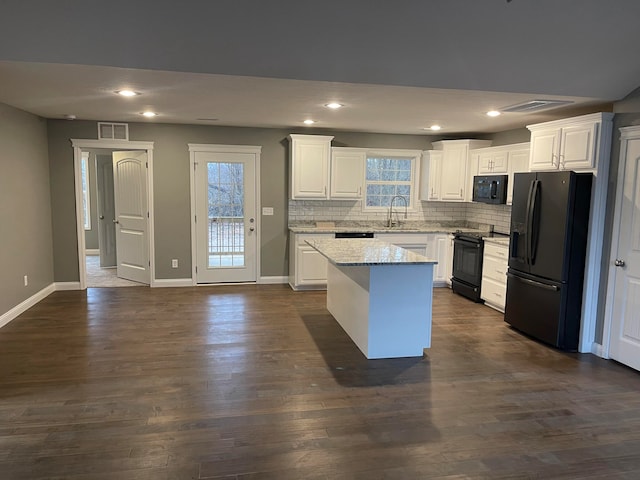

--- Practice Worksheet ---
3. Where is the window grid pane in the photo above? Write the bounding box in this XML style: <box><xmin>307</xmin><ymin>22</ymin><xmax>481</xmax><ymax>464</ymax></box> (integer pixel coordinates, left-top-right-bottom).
<box><xmin>365</xmin><ymin>156</ymin><xmax>413</xmax><ymax>208</ymax></box>
<box><xmin>207</xmin><ymin>162</ymin><xmax>245</xmax><ymax>268</ymax></box>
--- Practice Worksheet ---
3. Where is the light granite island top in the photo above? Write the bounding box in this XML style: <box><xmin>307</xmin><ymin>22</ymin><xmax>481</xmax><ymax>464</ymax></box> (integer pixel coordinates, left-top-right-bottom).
<box><xmin>305</xmin><ymin>238</ymin><xmax>436</xmax><ymax>359</ymax></box>
<box><xmin>305</xmin><ymin>238</ymin><xmax>438</xmax><ymax>266</ymax></box>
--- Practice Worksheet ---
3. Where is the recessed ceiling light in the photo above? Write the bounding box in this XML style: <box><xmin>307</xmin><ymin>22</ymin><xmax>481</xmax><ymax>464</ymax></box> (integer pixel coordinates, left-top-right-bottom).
<box><xmin>486</xmin><ymin>110</ymin><xmax>501</xmax><ymax>117</ymax></box>
<box><xmin>325</xmin><ymin>103</ymin><xmax>343</xmax><ymax>109</ymax></box>
<box><xmin>116</xmin><ymin>90</ymin><xmax>139</xmax><ymax>97</ymax></box>
<box><xmin>303</xmin><ymin>119</ymin><xmax>315</xmax><ymax>125</ymax></box>
<box><xmin>142</xmin><ymin>111</ymin><xmax>157</xmax><ymax>117</ymax></box>
<box><xmin>429</xmin><ymin>125</ymin><xmax>442</xmax><ymax>131</ymax></box>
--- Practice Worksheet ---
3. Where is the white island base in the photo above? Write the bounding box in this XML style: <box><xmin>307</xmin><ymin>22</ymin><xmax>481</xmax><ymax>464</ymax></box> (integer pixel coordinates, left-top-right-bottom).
<box><xmin>326</xmin><ymin>262</ymin><xmax>434</xmax><ymax>359</ymax></box>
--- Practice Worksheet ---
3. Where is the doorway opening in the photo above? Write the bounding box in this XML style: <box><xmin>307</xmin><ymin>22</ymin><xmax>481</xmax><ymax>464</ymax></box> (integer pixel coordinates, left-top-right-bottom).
<box><xmin>72</xmin><ymin>139</ymin><xmax>155</xmax><ymax>290</ymax></box>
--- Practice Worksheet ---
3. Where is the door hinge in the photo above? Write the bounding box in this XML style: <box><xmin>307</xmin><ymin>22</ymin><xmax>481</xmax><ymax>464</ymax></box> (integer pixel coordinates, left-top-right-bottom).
<box><xmin>194</xmin><ymin>215</ymin><xmax>197</xmax><ymax>224</ymax></box>
<box><xmin>147</xmin><ymin>211</ymin><xmax>150</xmax><ymax>218</ymax></box>
<box><xmin>149</xmin><ymin>261</ymin><xmax>151</xmax><ymax>266</ymax></box>
<box><xmin>145</xmin><ymin>162</ymin><xmax>148</xmax><ymax>168</ymax></box>
<box><xmin>194</xmin><ymin>161</ymin><xmax>197</xmax><ymax>171</ymax></box>
<box><xmin>195</xmin><ymin>266</ymin><xmax>198</xmax><ymax>273</ymax></box>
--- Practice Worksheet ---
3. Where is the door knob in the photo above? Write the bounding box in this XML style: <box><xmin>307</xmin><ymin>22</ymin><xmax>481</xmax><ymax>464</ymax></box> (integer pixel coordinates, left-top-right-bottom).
<box><xmin>615</xmin><ymin>259</ymin><xmax>626</xmax><ymax>267</ymax></box>
<box><xmin>113</xmin><ymin>219</ymin><xmax>120</xmax><ymax>224</ymax></box>
<box><xmin>249</xmin><ymin>227</ymin><xmax>255</xmax><ymax>232</ymax></box>
<box><xmin>99</xmin><ymin>215</ymin><xmax>104</xmax><ymax>220</ymax></box>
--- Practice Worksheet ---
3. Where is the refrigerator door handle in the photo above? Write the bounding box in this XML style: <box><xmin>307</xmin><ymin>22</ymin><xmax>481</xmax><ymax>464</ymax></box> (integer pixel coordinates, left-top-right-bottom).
<box><xmin>525</xmin><ymin>179</ymin><xmax>536</xmax><ymax>265</ymax></box>
<box><xmin>507</xmin><ymin>272</ymin><xmax>559</xmax><ymax>291</ymax></box>
<box><xmin>529</xmin><ymin>180</ymin><xmax>541</xmax><ymax>265</ymax></box>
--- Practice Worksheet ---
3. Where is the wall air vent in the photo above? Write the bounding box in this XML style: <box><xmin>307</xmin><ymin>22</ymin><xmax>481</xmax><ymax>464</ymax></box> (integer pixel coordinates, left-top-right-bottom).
<box><xmin>98</xmin><ymin>122</ymin><xmax>129</xmax><ymax>140</ymax></box>
<box><xmin>500</xmin><ymin>99</ymin><xmax>574</xmax><ymax>113</ymax></box>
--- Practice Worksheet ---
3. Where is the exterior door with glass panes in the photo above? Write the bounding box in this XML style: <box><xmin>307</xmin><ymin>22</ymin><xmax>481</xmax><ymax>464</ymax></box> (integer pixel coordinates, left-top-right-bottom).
<box><xmin>194</xmin><ymin>150</ymin><xmax>257</xmax><ymax>283</ymax></box>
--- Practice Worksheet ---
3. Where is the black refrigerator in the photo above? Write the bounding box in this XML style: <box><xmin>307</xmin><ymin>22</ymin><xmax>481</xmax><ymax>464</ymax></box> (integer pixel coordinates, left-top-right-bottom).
<box><xmin>504</xmin><ymin>171</ymin><xmax>592</xmax><ymax>351</ymax></box>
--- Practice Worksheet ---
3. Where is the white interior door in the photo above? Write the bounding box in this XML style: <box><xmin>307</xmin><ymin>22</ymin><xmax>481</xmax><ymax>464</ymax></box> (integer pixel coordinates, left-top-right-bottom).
<box><xmin>195</xmin><ymin>150</ymin><xmax>256</xmax><ymax>283</ymax></box>
<box><xmin>96</xmin><ymin>153</ymin><xmax>116</xmax><ymax>267</ymax></box>
<box><xmin>112</xmin><ymin>151</ymin><xmax>149</xmax><ymax>284</ymax></box>
<box><xmin>609</xmin><ymin>137</ymin><xmax>640</xmax><ymax>371</ymax></box>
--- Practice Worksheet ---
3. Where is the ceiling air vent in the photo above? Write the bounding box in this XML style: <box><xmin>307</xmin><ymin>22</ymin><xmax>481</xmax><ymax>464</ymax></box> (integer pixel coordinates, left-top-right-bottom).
<box><xmin>500</xmin><ymin>99</ymin><xmax>574</xmax><ymax>113</ymax></box>
<box><xmin>98</xmin><ymin>122</ymin><xmax>129</xmax><ymax>140</ymax></box>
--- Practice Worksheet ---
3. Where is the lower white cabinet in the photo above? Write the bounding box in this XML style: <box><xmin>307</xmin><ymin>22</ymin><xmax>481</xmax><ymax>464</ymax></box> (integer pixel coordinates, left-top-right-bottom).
<box><xmin>289</xmin><ymin>233</ymin><xmax>332</xmax><ymax>290</ymax></box>
<box><xmin>375</xmin><ymin>232</ymin><xmax>450</xmax><ymax>287</ymax></box>
<box><xmin>444</xmin><ymin>234</ymin><xmax>454</xmax><ymax>287</ymax></box>
<box><xmin>481</xmin><ymin>242</ymin><xmax>509</xmax><ymax>312</ymax></box>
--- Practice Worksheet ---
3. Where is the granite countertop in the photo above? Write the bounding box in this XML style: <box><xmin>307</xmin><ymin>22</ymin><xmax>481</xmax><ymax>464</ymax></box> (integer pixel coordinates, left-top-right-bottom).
<box><xmin>290</xmin><ymin>221</ymin><xmax>488</xmax><ymax>235</ymax></box>
<box><xmin>306</xmin><ymin>238</ymin><xmax>438</xmax><ymax>266</ymax></box>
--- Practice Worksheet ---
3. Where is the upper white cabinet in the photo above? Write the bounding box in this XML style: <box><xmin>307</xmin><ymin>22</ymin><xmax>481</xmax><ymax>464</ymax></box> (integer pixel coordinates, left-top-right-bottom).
<box><xmin>289</xmin><ymin>134</ymin><xmax>334</xmax><ymax>199</ymax></box>
<box><xmin>431</xmin><ymin>140</ymin><xmax>491</xmax><ymax>202</ymax></box>
<box><xmin>419</xmin><ymin>150</ymin><xmax>442</xmax><ymax>201</ymax></box>
<box><xmin>330</xmin><ymin>147</ymin><xmax>365</xmax><ymax>199</ymax></box>
<box><xmin>478</xmin><ymin>149</ymin><xmax>508</xmax><ymax>174</ymax></box>
<box><xmin>527</xmin><ymin>112</ymin><xmax>613</xmax><ymax>171</ymax></box>
<box><xmin>506</xmin><ymin>145</ymin><xmax>530</xmax><ymax>205</ymax></box>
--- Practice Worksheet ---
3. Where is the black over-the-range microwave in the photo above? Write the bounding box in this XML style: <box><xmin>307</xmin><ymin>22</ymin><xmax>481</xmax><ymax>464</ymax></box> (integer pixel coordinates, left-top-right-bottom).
<box><xmin>472</xmin><ymin>175</ymin><xmax>508</xmax><ymax>204</ymax></box>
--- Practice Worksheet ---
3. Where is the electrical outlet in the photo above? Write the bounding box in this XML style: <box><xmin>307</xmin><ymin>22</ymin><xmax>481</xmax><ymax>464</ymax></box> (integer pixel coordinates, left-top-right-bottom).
<box><xmin>171</xmin><ymin>259</ymin><xmax>178</xmax><ymax>268</ymax></box>
<box><xmin>24</xmin><ymin>275</ymin><xmax>28</xmax><ymax>286</ymax></box>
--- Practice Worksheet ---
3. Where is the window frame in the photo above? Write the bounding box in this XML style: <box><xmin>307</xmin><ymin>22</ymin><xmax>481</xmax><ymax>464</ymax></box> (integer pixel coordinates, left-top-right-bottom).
<box><xmin>361</xmin><ymin>148</ymin><xmax>422</xmax><ymax>213</ymax></box>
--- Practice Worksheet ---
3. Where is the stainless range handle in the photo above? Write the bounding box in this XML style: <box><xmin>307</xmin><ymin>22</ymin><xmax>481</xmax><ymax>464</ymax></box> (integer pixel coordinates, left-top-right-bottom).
<box><xmin>615</xmin><ymin>259</ymin><xmax>626</xmax><ymax>267</ymax></box>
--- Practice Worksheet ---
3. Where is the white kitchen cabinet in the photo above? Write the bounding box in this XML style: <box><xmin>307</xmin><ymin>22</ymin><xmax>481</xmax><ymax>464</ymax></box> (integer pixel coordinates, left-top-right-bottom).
<box><xmin>481</xmin><ymin>241</ymin><xmax>509</xmax><ymax>312</ymax></box>
<box><xmin>527</xmin><ymin>113</ymin><xmax>613</xmax><ymax>172</ymax></box>
<box><xmin>330</xmin><ymin>147</ymin><xmax>365</xmax><ymax>199</ymax></box>
<box><xmin>506</xmin><ymin>144</ymin><xmax>530</xmax><ymax>205</ymax></box>
<box><xmin>431</xmin><ymin>140</ymin><xmax>492</xmax><ymax>202</ymax></box>
<box><xmin>432</xmin><ymin>234</ymin><xmax>450</xmax><ymax>286</ymax></box>
<box><xmin>375</xmin><ymin>232</ymin><xmax>450</xmax><ymax>286</ymax></box>
<box><xmin>289</xmin><ymin>233</ymin><xmax>332</xmax><ymax>290</ymax></box>
<box><xmin>444</xmin><ymin>234</ymin><xmax>454</xmax><ymax>287</ymax></box>
<box><xmin>419</xmin><ymin>150</ymin><xmax>442</xmax><ymax>201</ymax></box>
<box><xmin>478</xmin><ymin>150</ymin><xmax>508</xmax><ymax>174</ymax></box>
<box><xmin>289</xmin><ymin>134</ymin><xmax>334</xmax><ymax>199</ymax></box>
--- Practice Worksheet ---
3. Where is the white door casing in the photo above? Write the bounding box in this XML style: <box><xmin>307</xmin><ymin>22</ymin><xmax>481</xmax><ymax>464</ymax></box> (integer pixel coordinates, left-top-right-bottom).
<box><xmin>112</xmin><ymin>151</ymin><xmax>150</xmax><ymax>285</ymax></box>
<box><xmin>190</xmin><ymin>144</ymin><xmax>261</xmax><ymax>284</ymax></box>
<box><xmin>71</xmin><ymin>139</ymin><xmax>154</xmax><ymax>290</ymax></box>
<box><xmin>605</xmin><ymin>129</ymin><xmax>640</xmax><ymax>371</ymax></box>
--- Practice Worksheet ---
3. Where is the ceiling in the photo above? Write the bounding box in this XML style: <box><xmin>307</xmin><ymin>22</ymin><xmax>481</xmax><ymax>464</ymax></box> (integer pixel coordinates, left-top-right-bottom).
<box><xmin>0</xmin><ymin>0</ymin><xmax>638</xmax><ymax>136</ymax></box>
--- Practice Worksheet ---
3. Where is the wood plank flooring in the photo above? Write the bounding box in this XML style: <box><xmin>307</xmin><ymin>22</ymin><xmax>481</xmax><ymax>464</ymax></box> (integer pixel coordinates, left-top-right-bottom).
<box><xmin>1</xmin><ymin>285</ymin><xmax>639</xmax><ymax>479</ymax></box>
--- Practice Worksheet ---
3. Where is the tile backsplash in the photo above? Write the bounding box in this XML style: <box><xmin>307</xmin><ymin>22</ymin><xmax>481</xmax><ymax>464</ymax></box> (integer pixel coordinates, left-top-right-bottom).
<box><xmin>289</xmin><ymin>200</ymin><xmax>511</xmax><ymax>233</ymax></box>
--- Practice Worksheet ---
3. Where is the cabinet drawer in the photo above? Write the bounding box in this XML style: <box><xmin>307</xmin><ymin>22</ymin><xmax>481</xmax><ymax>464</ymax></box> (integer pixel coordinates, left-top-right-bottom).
<box><xmin>482</xmin><ymin>255</ymin><xmax>507</xmax><ymax>284</ymax></box>
<box><xmin>484</xmin><ymin>242</ymin><xmax>508</xmax><ymax>261</ymax></box>
<box><xmin>295</xmin><ymin>233</ymin><xmax>332</xmax><ymax>246</ymax></box>
<box><xmin>481</xmin><ymin>277</ymin><xmax>506</xmax><ymax>309</ymax></box>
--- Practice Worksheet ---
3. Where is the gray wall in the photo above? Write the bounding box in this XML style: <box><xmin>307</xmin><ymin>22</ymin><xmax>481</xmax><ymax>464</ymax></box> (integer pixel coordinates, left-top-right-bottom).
<box><xmin>0</xmin><ymin>103</ymin><xmax>54</xmax><ymax>315</ymax></box>
<box><xmin>47</xmin><ymin>120</ymin><xmax>435</xmax><ymax>282</ymax></box>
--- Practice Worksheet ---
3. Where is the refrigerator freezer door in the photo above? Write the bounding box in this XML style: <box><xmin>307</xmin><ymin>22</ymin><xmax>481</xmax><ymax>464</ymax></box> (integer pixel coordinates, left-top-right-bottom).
<box><xmin>509</xmin><ymin>172</ymin><xmax>537</xmax><ymax>274</ymax></box>
<box><xmin>504</xmin><ymin>270</ymin><xmax>578</xmax><ymax>350</ymax></box>
<box><xmin>528</xmin><ymin>171</ymin><xmax>572</xmax><ymax>282</ymax></box>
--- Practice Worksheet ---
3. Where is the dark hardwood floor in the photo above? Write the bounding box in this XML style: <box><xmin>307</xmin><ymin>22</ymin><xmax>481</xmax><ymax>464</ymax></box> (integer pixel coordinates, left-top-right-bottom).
<box><xmin>1</xmin><ymin>285</ymin><xmax>640</xmax><ymax>479</ymax></box>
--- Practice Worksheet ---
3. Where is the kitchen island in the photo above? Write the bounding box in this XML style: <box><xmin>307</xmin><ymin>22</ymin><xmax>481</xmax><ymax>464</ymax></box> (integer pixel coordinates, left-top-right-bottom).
<box><xmin>306</xmin><ymin>238</ymin><xmax>437</xmax><ymax>359</ymax></box>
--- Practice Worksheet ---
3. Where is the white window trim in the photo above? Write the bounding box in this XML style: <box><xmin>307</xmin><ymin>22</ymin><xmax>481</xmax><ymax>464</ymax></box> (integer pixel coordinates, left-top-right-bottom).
<box><xmin>362</xmin><ymin>148</ymin><xmax>422</xmax><ymax>212</ymax></box>
<box><xmin>81</xmin><ymin>151</ymin><xmax>91</xmax><ymax>230</ymax></box>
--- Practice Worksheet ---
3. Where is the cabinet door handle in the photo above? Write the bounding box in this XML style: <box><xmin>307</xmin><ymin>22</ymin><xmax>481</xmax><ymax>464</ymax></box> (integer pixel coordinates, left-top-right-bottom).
<box><xmin>559</xmin><ymin>154</ymin><xmax>565</xmax><ymax>169</ymax></box>
<box><xmin>551</xmin><ymin>154</ymin><xmax>557</xmax><ymax>167</ymax></box>
<box><xmin>358</xmin><ymin>186</ymin><xmax>362</xmax><ymax>197</ymax></box>
<box><xmin>460</xmin><ymin>188</ymin><xmax>463</xmax><ymax>197</ymax></box>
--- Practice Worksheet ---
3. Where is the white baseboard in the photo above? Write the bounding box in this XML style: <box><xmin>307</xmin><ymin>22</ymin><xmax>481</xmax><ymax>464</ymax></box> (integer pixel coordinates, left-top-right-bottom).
<box><xmin>258</xmin><ymin>276</ymin><xmax>288</xmax><ymax>284</ymax></box>
<box><xmin>152</xmin><ymin>278</ymin><xmax>194</xmax><ymax>288</ymax></box>
<box><xmin>591</xmin><ymin>342</ymin><xmax>606</xmax><ymax>358</ymax></box>
<box><xmin>85</xmin><ymin>249</ymin><xmax>100</xmax><ymax>256</ymax></box>
<box><xmin>55</xmin><ymin>282</ymin><xmax>82</xmax><ymax>291</ymax></box>
<box><xmin>0</xmin><ymin>283</ymin><xmax>56</xmax><ymax>329</ymax></box>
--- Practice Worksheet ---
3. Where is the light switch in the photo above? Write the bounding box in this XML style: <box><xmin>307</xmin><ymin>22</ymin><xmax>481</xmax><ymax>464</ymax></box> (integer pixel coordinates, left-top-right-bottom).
<box><xmin>262</xmin><ymin>207</ymin><xmax>274</xmax><ymax>216</ymax></box>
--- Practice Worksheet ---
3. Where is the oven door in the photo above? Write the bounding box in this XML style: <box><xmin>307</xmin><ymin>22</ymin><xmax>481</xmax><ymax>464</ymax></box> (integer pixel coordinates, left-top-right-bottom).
<box><xmin>452</xmin><ymin>237</ymin><xmax>483</xmax><ymax>285</ymax></box>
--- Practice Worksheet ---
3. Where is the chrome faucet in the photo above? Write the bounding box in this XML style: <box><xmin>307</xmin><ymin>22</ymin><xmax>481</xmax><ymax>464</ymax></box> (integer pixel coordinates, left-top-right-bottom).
<box><xmin>387</xmin><ymin>195</ymin><xmax>408</xmax><ymax>227</ymax></box>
